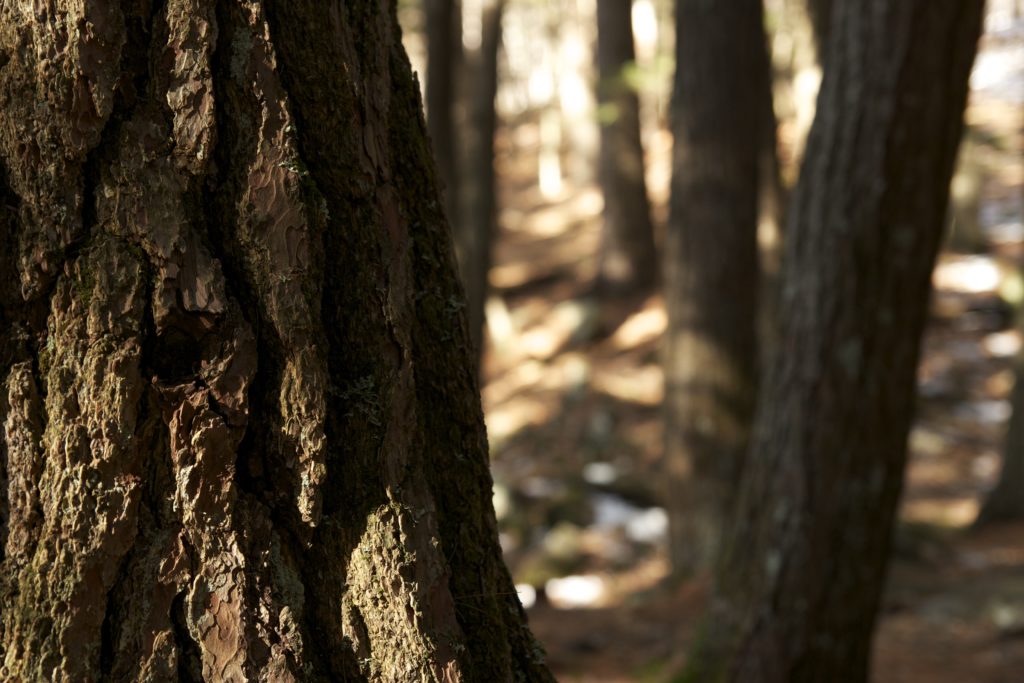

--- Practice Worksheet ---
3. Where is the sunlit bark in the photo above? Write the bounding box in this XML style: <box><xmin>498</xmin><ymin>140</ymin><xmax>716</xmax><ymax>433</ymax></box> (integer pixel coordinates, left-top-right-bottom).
<box><xmin>0</xmin><ymin>2</ymin><xmax>552</xmax><ymax>680</ymax></box>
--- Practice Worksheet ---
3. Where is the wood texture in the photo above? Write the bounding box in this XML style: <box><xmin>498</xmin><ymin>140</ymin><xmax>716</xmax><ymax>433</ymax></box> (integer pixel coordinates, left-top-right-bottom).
<box><xmin>0</xmin><ymin>1</ymin><xmax>552</xmax><ymax>680</ymax></box>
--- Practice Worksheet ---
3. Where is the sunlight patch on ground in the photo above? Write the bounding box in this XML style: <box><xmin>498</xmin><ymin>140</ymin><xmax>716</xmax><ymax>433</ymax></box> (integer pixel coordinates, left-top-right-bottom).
<box><xmin>517</xmin><ymin>301</ymin><xmax>594</xmax><ymax>359</ymax></box>
<box><xmin>909</xmin><ymin>426</ymin><xmax>950</xmax><ymax>458</ymax></box>
<box><xmin>484</xmin><ymin>358</ymin><xmax>548</xmax><ymax>405</ymax></box>
<box><xmin>932</xmin><ymin>255</ymin><xmax>1003</xmax><ymax>294</ymax></box>
<box><xmin>592</xmin><ymin>365</ymin><xmax>663</xmax><ymax>405</ymax></box>
<box><xmin>486</xmin><ymin>398</ymin><xmax>553</xmax><ymax>446</ymax></box>
<box><xmin>901</xmin><ymin>496</ymin><xmax>979</xmax><ymax>528</ymax></box>
<box><xmin>607</xmin><ymin>304</ymin><xmax>666</xmax><ymax>351</ymax></box>
<box><xmin>516</xmin><ymin>583</ymin><xmax>538</xmax><ymax>609</ymax></box>
<box><xmin>489</xmin><ymin>260</ymin><xmax>536</xmax><ymax>289</ymax></box>
<box><xmin>982</xmin><ymin>329</ymin><xmax>1022</xmax><ymax>357</ymax></box>
<box><xmin>546</xmin><ymin>574</ymin><xmax>608</xmax><ymax>609</ymax></box>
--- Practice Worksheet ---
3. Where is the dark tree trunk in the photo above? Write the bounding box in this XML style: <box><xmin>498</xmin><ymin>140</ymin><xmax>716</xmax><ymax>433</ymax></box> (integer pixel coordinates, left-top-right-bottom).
<box><xmin>683</xmin><ymin>2</ymin><xmax>983</xmax><ymax>681</ymax></box>
<box><xmin>0</xmin><ymin>2</ymin><xmax>552</xmax><ymax>681</ymax></box>
<box><xmin>978</xmin><ymin>233</ymin><xmax>1024</xmax><ymax>523</ymax></box>
<box><xmin>457</xmin><ymin>0</ymin><xmax>504</xmax><ymax>361</ymax></box>
<box><xmin>662</xmin><ymin>0</ymin><xmax>768</xmax><ymax>574</ymax></box>
<box><xmin>806</xmin><ymin>0</ymin><xmax>833</xmax><ymax>65</ymax></box>
<box><xmin>977</xmin><ymin>350</ymin><xmax>1024</xmax><ymax>523</ymax></box>
<box><xmin>595</xmin><ymin>0</ymin><xmax>658</xmax><ymax>295</ymax></box>
<box><xmin>426</xmin><ymin>0</ymin><xmax>462</xmax><ymax>223</ymax></box>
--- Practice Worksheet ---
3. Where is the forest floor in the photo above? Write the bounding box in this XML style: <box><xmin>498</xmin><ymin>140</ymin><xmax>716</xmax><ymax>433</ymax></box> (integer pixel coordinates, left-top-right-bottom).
<box><xmin>478</xmin><ymin>9</ymin><xmax>1024</xmax><ymax>682</ymax></box>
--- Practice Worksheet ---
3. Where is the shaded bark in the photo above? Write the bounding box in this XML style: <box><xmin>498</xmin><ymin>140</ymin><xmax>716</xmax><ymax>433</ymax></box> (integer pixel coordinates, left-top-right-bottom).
<box><xmin>425</xmin><ymin>0</ymin><xmax>461</xmax><ymax>223</ymax></box>
<box><xmin>662</xmin><ymin>0</ymin><xmax>768</xmax><ymax>574</ymax></box>
<box><xmin>0</xmin><ymin>1</ymin><xmax>552</xmax><ymax>680</ymax></box>
<box><xmin>683</xmin><ymin>2</ymin><xmax>983</xmax><ymax>681</ymax></box>
<box><xmin>595</xmin><ymin>0</ymin><xmax>658</xmax><ymax>295</ymax></box>
<box><xmin>977</xmin><ymin>349</ymin><xmax>1024</xmax><ymax>523</ymax></box>
<box><xmin>806</xmin><ymin>0</ymin><xmax>833</xmax><ymax>65</ymax></box>
<box><xmin>457</xmin><ymin>0</ymin><xmax>505</xmax><ymax>362</ymax></box>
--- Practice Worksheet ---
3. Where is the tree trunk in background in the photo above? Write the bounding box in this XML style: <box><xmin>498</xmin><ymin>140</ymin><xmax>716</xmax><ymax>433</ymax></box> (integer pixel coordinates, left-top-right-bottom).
<box><xmin>426</xmin><ymin>0</ymin><xmax>462</xmax><ymax>224</ymax></box>
<box><xmin>457</xmin><ymin>0</ymin><xmax>505</xmax><ymax>361</ymax></box>
<box><xmin>595</xmin><ymin>0</ymin><xmax>658</xmax><ymax>295</ymax></box>
<box><xmin>757</xmin><ymin>21</ymin><xmax>787</xmax><ymax>372</ymax></box>
<box><xmin>946</xmin><ymin>127</ymin><xmax>988</xmax><ymax>253</ymax></box>
<box><xmin>978</xmin><ymin>176</ymin><xmax>1024</xmax><ymax>522</ymax></box>
<box><xmin>977</xmin><ymin>348</ymin><xmax>1024</xmax><ymax>523</ymax></box>
<box><xmin>683</xmin><ymin>2</ymin><xmax>983</xmax><ymax>681</ymax></box>
<box><xmin>0</xmin><ymin>2</ymin><xmax>553</xmax><ymax>680</ymax></box>
<box><xmin>806</xmin><ymin>0</ymin><xmax>833</xmax><ymax>64</ymax></box>
<box><xmin>662</xmin><ymin>0</ymin><xmax>768</xmax><ymax>575</ymax></box>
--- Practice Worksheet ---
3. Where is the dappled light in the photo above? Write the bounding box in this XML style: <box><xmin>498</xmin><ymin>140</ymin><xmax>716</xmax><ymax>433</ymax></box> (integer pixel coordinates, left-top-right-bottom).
<box><xmin>399</xmin><ymin>0</ymin><xmax>1024</xmax><ymax>679</ymax></box>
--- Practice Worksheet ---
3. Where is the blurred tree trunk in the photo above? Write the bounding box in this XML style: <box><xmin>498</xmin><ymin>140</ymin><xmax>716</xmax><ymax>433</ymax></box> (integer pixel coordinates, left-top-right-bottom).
<box><xmin>457</xmin><ymin>0</ymin><xmax>505</xmax><ymax>361</ymax></box>
<box><xmin>758</xmin><ymin>24</ymin><xmax>787</xmax><ymax>371</ymax></box>
<box><xmin>0</xmin><ymin>2</ymin><xmax>552</xmax><ymax>680</ymax></box>
<box><xmin>978</xmin><ymin>175</ymin><xmax>1024</xmax><ymax>523</ymax></box>
<box><xmin>683</xmin><ymin>2</ymin><xmax>983</xmax><ymax>681</ymax></box>
<box><xmin>662</xmin><ymin>0</ymin><xmax>768</xmax><ymax>575</ymax></box>
<box><xmin>946</xmin><ymin>127</ymin><xmax>987</xmax><ymax>253</ymax></box>
<box><xmin>806</xmin><ymin>0</ymin><xmax>833</xmax><ymax>64</ymax></box>
<box><xmin>977</xmin><ymin>347</ymin><xmax>1024</xmax><ymax>523</ymax></box>
<box><xmin>595</xmin><ymin>0</ymin><xmax>658</xmax><ymax>294</ymax></box>
<box><xmin>426</xmin><ymin>0</ymin><xmax>462</xmax><ymax>223</ymax></box>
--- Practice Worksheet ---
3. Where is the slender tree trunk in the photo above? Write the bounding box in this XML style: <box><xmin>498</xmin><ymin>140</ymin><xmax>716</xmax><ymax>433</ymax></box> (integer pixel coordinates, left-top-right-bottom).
<box><xmin>758</xmin><ymin>19</ymin><xmax>788</xmax><ymax>372</ymax></box>
<box><xmin>946</xmin><ymin>127</ymin><xmax>988</xmax><ymax>253</ymax></box>
<box><xmin>978</xmin><ymin>172</ymin><xmax>1024</xmax><ymax>522</ymax></box>
<box><xmin>662</xmin><ymin>0</ymin><xmax>768</xmax><ymax>575</ymax></box>
<box><xmin>806</xmin><ymin>0</ymin><xmax>833</xmax><ymax>65</ymax></box>
<box><xmin>595</xmin><ymin>0</ymin><xmax>658</xmax><ymax>295</ymax></box>
<box><xmin>977</xmin><ymin>348</ymin><xmax>1024</xmax><ymax>523</ymax></box>
<box><xmin>456</xmin><ymin>0</ymin><xmax>505</xmax><ymax>363</ymax></box>
<box><xmin>426</xmin><ymin>0</ymin><xmax>462</xmax><ymax>223</ymax></box>
<box><xmin>683</xmin><ymin>2</ymin><xmax>983</xmax><ymax>681</ymax></box>
<box><xmin>0</xmin><ymin>2</ymin><xmax>553</xmax><ymax>680</ymax></box>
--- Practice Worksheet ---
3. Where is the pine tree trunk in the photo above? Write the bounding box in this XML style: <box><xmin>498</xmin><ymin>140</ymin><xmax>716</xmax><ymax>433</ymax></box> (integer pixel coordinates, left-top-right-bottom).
<box><xmin>457</xmin><ymin>0</ymin><xmax>504</xmax><ymax>361</ymax></box>
<box><xmin>806</xmin><ymin>0</ymin><xmax>833</xmax><ymax>65</ymax></box>
<box><xmin>977</xmin><ymin>353</ymin><xmax>1024</xmax><ymax>523</ymax></box>
<box><xmin>662</xmin><ymin>0</ymin><xmax>768</xmax><ymax>574</ymax></box>
<box><xmin>683</xmin><ymin>2</ymin><xmax>983</xmax><ymax>681</ymax></box>
<box><xmin>0</xmin><ymin>2</ymin><xmax>552</xmax><ymax>681</ymax></box>
<box><xmin>978</xmin><ymin>245</ymin><xmax>1024</xmax><ymax>523</ymax></box>
<box><xmin>426</xmin><ymin>0</ymin><xmax>462</xmax><ymax>225</ymax></box>
<box><xmin>595</xmin><ymin>0</ymin><xmax>658</xmax><ymax>295</ymax></box>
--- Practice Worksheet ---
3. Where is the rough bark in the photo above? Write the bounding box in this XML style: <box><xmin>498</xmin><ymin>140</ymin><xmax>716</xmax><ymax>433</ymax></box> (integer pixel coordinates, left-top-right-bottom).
<box><xmin>0</xmin><ymin>2</ymin><xmax>552</xmax><ymax>681</ymax></box>
<box><xmin>456</xmin><ymin>0</ymin><xmax>504</xmax><ymax>360</ymax></box>
<box><xmin>595</xmin><ymin>0</ymin><xmax>658</xmax><ymax>295</ymax></box>
<box><xmin>683</xmin><ymin>1</ymin><xmax>983</xmax><ymax>681</ymax></box>
<box><xmin>662</xmin><ymin>0</ymin><xmax>768</xmax><ymax>574</ymax></box>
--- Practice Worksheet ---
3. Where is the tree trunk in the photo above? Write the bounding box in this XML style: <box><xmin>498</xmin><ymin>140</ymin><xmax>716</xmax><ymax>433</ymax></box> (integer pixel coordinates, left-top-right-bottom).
<box><xmin>662</xmin><ymin>0</ymin><xmax>768</xmax><ymax>575</ymax></box>
<box><xmin>595</xmin><ymin>0</ymin><xmax>658</xmax><ymax>295</ymax></box>
<box><xmin>977</xmin><ymin>349</ymin><xmax>1024</xmax><ymax>523</ymax></box>
<box><xmin>978</xmin><ymin>206</ymin><xmax>1024</xmax><ymax>523</ymax></box>
<box><xmin>683</xmin><ymin>2</ymin><xmax>983</xmax><ymax>681</ymax></box>
<box><xmin>426</xmin><ymin>0</ymin><xmax>462</xmax><ymax>225</ymax></box>
<box><xmin>457</xmin><ymin>0</ymin><xmax>505</xmax><ymax>362</ymax></box>
<box><xmin>806</xmin><ymin>0</ymin><xmax>833</xmax><ymax>65</ymax></box>
<box><xmin>0</xmin><ymin>2</ymin><xmax>553</xmax><ymax>681</ymax></box>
